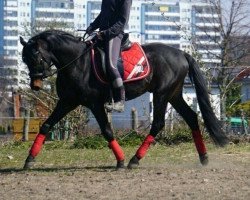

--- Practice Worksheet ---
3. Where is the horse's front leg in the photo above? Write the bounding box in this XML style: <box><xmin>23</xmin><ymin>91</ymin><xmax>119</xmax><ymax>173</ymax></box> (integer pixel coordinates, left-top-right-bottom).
<box><xmin>23</xmin><ymin>100</ymin><xmax>78</xmax><ymax>169</ymax></box>
<box><xmin>91</xmin><ymin>104</ymin><xmax>125</xmax><ymax>169</ymax></box>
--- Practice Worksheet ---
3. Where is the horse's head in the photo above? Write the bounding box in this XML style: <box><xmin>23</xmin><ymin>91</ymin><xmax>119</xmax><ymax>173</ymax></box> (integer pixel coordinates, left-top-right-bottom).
<box><xmin>20</xmin><ymin>36</ymin><xmax>52</xmax><ymax>91</ymax></box>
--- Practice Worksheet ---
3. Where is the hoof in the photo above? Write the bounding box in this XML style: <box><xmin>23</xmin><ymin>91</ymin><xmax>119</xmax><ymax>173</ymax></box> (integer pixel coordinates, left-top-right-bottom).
<box><xmin>127</xmin><ymin>155</ymin><xmax>140</xmax><ymax>169</ymax></box>
<box><xmin>116</xmin><ymin>160</ymin><xmax>125</xmax><ymax>170</ymax></box>
<box><xmin>23</xmin><ymin>155</ymin><xmax>35</xmax><ymax>170</ymax></box>
<box><xmin>199</xmin><ymin>153</ymin><xmax>209</xmax><ymax>166</ymax></box>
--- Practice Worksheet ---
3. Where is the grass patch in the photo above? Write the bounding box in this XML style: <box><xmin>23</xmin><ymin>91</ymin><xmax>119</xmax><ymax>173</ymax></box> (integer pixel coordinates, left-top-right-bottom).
<box><xmin>0</xmin><ymin>140</ymin><xmax>249</xmax><ymax>170</ymax></box>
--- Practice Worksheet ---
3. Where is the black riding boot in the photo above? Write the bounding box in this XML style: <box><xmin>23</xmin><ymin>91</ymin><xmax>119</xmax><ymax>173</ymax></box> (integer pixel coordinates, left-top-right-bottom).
<box><xmin>105</xmin><ymin>86</ymin><xmax>125</xmax><ymax>112</ymax></box>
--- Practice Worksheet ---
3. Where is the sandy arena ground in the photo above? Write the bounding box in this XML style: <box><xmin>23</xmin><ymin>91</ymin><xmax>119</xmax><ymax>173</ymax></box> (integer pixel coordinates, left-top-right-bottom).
<box><xmin>0</xmin><ymin>151</ymin><xmax>249</xmax><ymax>200</ymax></box>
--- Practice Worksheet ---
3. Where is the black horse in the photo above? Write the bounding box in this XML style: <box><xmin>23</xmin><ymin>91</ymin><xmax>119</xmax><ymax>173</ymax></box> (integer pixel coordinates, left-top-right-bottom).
<box><xmin>20</xmin><ymin>30</ymin><xmax>228</xmax><ymax>169</ymax></box>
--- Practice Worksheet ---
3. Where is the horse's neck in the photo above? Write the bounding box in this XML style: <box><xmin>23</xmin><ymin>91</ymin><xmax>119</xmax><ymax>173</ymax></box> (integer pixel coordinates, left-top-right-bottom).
<box><xmin>51</xmin><ymin>45</ymin><xmax>81</xmax><ymax>69</ymax></box>
<box><xmin>52</xmin><ymin>44</ymin><xmax>90</xmax><ymax>78</ymax></box>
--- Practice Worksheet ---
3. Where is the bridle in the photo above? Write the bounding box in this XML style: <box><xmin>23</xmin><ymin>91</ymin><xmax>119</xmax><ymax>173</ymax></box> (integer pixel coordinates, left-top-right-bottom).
<box><xmin>28</xmin><ymin>50</ymin><xmax>54</xmax><ymax>79</ymax></box>
<box><xmin>27</xmin><ymin>36</ymin><xmax>96</xmax><ymax>80</ymax></box>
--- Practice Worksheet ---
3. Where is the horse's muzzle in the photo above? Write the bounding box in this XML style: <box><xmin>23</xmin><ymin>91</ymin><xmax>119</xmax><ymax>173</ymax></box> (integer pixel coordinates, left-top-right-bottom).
<box><xmin>31</xmin><ymin>79</ymin><xmax>43</xmax><ymax>91</ymax></box>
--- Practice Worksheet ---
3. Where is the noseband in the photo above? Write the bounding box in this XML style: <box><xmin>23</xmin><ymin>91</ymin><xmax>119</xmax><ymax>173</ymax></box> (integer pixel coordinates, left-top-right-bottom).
<box><xmin>28</xmin><ymin>50</ymin><xmax>53</xmax><ymax>80</ymax></box>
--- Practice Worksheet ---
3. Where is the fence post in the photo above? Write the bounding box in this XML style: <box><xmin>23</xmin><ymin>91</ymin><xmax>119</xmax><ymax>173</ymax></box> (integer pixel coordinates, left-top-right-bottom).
<box><xmin>131</xmin><ymin>107</ymin><xmax>138</xmax><ymax>131</ymax></box>
<box><xmin>241</xmin><ymin>109</ymin><xmax>248</xmax><ymax>134</ymax></box>
<box><xmin>23</xmin><ymin>108</ymin><xmax>30</xmax><ymax>141</ymax></box>
<box><xmin>64</xmin><ymin>119</ymin><xmax>69</xmax><ymax>140</ymax></box>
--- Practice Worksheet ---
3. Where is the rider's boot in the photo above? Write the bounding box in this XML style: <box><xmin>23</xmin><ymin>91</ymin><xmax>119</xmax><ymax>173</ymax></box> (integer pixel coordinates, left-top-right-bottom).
<box><xmin>113</xmin><ymin>86</ymin><xmax>125</xmax><ymax>112</ymax></box>
<box><xmin>113</xmin><ymin>101</ymin><xmax>125</xmax><ymax>112</ymax></box>
<box><xmin>105</xmin><ymin>86</ymin><xmax>125</xmax><ymax>112</ymax></box>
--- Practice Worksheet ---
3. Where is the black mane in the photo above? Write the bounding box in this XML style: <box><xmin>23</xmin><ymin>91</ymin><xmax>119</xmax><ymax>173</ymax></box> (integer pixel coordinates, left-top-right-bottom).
<box><xmin>29</xmin><ymin>30</ymin><xmax>79</xmax><ymax>44</ymax></box>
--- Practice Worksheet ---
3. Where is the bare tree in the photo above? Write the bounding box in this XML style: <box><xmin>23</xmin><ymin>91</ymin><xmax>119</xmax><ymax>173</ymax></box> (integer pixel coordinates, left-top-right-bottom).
<box><xmin>192</xmin><ymin>0</ymin><xmax>250</xmax><ymax>120</ymax></box>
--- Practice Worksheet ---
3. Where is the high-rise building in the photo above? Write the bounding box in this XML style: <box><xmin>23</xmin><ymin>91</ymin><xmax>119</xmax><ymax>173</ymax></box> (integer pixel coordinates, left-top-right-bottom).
<box><xmin>0</xmin><ymin>0</ymin><xmax>221</xmax><ymax>94</ymax></box>
<box><xmin>31</xmin><ymin>0</ymin><xmax>87</xmax><ymax>33</ymax></box>
<box><xmin>141</xmin><ymin>0</ymin><xmax>220</xmax><ymax>65</ymax></box>
<box><xmin>0</xmin><ymin>1</ymin><xmax>4</xmax><ymax>59</ymax></box>
<box><xmin>1</xmin><ymin>0</ymin><xmax>19</xmax><ymax>94</ymax></box>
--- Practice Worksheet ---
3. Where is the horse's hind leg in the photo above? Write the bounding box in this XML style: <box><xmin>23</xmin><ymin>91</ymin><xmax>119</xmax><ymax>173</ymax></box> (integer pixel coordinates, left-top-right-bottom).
<box><xmin>128</xmin><ymin>94</ymin><xmax>168</xmax><ymax>169</ymax></box>
<box><xmin>23</xmin><ymin>100</ymin><xmax>78</xmax><ymax>169</ymax></box>
<box><xmin>170</xmin><ymin>95</ymin><xmax>208</xmax><ymax>165</ymax></box>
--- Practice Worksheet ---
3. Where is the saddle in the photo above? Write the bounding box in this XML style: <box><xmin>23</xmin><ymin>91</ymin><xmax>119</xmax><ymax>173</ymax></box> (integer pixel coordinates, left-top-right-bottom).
<box><xmin>91</xmin><ymin>33</ymin><xmax>150</xmax><ymax>84</ymax></box>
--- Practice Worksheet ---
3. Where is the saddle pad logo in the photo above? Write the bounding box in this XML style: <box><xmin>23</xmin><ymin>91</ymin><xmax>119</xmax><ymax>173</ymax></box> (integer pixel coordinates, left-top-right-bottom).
<box><xmin>127</xmin><ymin>57</ymin><xmax>145</xmax><ymax>80</ymax></box>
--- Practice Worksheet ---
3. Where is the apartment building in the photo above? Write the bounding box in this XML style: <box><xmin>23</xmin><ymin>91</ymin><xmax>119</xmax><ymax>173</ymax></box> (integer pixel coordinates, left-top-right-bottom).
<box><xmin>1</xmin><ymin>0</ymin><xmax>20</xmax><ymax>93</ymax></box>
<box><xmin>31</xmin><ymin>0</ymin><xmax>87</xmax><ymax>33</ymax></box>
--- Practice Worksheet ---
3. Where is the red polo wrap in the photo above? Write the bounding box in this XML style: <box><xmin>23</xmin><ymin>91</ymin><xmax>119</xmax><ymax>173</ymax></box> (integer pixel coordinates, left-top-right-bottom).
<box><xmin>192</xmin><ymin>130</ymin><xmax>207</xmax><ymax>155</ymax></box>
<box><xmin>136</xmin><ymin>134</ymin><xmax>155</xmax><ymax>159</ymax></box>
<box><xmin>109</xmin><ymin>140</ymin><xmax>125</xmax><ymax>161</ymax></box>
<box><xmin>29</xmin><ymin>133</ymin><xmax>46</xmax><ymax>157</ymax></box>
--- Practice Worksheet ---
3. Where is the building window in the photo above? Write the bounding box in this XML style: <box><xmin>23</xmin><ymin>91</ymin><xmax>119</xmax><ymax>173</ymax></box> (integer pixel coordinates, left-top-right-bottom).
<box><xmin>4</xmin><ymin>40</ymin><xmax>18</xmax><ymax>46</ymax></box>
<box><xmin>145</xmin><ymin>25</ymin><xmax>180</xmax><ymax>31</ymax></box>
<box><xmin>5</xmin><ymin>50</ymin><xmax>17</xmax><ymax>56</ymax></box>
<box><xmin>144</xmin><ymin>4</ymin><xmax>180</xmax><ymax>13</ymax></box>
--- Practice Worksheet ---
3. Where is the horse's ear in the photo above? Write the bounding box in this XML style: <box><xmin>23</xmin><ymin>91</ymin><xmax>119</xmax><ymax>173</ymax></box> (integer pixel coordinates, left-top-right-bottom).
<box><xmin>20</xmin><ymin>36</ymin><xmax>27</xmax><ymax>46</ymax></box>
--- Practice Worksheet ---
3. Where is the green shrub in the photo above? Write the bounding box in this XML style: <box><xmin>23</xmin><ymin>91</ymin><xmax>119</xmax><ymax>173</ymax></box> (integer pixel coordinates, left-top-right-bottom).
<box><xmin>157</xmin><ymin>129</ymin><xmax>209</xmax><ymax>145</ymax></box>
<box><xmin>72</xmin><ymin>135</ymin><xmax>107</xmax><ymax>149</ymax></box>
<box><xmin>117</xmin><ymin>131</ymin><xmax>144</xmax><ymax>146</ymax></box>
<box><xmin>157</xmin><ymin>129</ymin><xmax>192</xmax><ymax>145</ymax></box>
<box><xmin>71</xmin><ymin>131</ymin><xmax>144</xmax><ymax>149</ymax></box>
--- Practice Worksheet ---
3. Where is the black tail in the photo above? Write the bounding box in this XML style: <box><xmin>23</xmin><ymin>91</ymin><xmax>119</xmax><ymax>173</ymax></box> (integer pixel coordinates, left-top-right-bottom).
<box><xmin>185</xmin><ymin>53</ymin><xmax>228</xmax><ymax>147</ymax></box>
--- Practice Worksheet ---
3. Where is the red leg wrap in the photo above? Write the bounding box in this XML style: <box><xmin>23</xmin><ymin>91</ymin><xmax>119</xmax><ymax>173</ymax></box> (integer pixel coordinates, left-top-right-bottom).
<box><xmin>192</xmin><ymin>130</ymin><xmax>206</xmax><ymax>155</ymax></box>
<box><xmin>136</xmin><ymin>135</ymin><xmax>155</xmax><ymax>159</ymax></box>
<box><xmin>29</xmin><ymin>133</ymin><xmax>46</xmax><ymax>157</ymax></box>
<box><xmin>109</xmin><ymin>140</ymin><xmax>125</xmax><ymax>161</ymax></box>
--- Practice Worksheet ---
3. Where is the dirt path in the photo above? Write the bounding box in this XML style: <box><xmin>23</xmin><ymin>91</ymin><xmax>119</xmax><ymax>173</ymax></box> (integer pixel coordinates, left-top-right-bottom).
<box><xmin>0</xmin><ymin>152</ymin><xmax>249</xmax><ymax>200</ymax></box>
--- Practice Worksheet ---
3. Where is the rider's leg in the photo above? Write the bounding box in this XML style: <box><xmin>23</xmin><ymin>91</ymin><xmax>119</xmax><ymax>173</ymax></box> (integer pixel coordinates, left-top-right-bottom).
<box><xmin>104</xmin><ymin>36</ymin><xmax>125</xmax><ymax>112</ymax></box>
